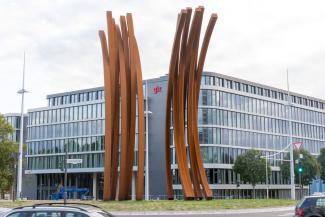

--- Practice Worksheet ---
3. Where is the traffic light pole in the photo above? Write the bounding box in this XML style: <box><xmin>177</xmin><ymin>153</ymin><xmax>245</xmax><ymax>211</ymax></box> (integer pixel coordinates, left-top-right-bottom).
<box><xmin>265</xmin><ymin>155</ymin><xmax>269</xmax><ymax>199</ymax></box>
<box><xmin>299</xmin><ymin>171</ymin><xmax>302</xmax><ymax>198</ymax></box>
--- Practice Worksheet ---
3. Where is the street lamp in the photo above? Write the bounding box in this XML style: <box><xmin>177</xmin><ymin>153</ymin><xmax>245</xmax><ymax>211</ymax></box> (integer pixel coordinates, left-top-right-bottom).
<box><xmin>17</xmin><ymin>53</ymin><xmax>28</xmax><ymax>200</ymax></box>
<box><xmin>286</xmin><ymin>70</ymin><xmax>295</xmax><ymax>200</ymax></box>
<box><xmin>144</xmin><ymin>80</ymin><xmax>152</xmax><ymax>200</ymax></box>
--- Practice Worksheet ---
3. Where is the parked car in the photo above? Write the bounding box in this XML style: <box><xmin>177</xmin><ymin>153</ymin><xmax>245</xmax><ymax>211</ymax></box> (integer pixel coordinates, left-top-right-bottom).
<box><xmin>295</xmin><ymin>194</ymin><xmax>325</xmax><ymax>217</ymax></box>
<box><xmin>0</xmin><ymin>203</ymin><xmax>114</xmax><ymax>217</ymax></box>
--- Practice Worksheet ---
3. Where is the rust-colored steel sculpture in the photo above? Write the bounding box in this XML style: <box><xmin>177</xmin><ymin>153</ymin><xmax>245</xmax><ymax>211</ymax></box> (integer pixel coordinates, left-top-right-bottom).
<box><xmin>99</xmin><ymin>11</ymin><xmax>145</xmax><ymax>201</ymax></box>
<box><xmin>165</xmin><ymin>6</ymin><xmax>218</xmax><ymax>200</ymax></box>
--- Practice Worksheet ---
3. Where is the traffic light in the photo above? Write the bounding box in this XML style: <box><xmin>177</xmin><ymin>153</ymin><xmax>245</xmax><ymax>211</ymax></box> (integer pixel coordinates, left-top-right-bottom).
<box><xmin>298</xmin><ymin>162</ymin><xmax>303</xmax><ymax>173</ymax></box>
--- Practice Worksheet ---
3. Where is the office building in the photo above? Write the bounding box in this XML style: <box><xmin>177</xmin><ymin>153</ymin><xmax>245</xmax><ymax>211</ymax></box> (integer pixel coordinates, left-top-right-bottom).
<box><xmin>4</xmin><ymin>113</ymin><xmax>36</xmax><ymax>199</ymax></box>
<box><xmin>25</xmin><ymin>71</ymin><xmax>325</xmax><ymax>199</ymax></box>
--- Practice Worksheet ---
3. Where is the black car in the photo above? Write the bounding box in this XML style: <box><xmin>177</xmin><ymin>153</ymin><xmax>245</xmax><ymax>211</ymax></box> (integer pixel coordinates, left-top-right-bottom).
<box><xmin>295</xmin><ymin>195</ymin><xmax>325</xmax><ymax>217</ymax></box>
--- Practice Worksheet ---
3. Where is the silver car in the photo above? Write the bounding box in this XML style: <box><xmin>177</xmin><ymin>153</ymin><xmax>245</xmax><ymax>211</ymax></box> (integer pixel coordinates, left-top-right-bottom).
<box><xmin>0</xmin><ymin>203</ymin><xmax>114</xmax><ymax>217</ymax></box>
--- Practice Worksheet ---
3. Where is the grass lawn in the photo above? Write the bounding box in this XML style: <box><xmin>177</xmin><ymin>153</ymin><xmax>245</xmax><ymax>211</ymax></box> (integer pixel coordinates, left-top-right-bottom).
<box><xmin>0</xmin><ymin>199</ymin><xmax>297</xmax><ymax>211</ymax></box>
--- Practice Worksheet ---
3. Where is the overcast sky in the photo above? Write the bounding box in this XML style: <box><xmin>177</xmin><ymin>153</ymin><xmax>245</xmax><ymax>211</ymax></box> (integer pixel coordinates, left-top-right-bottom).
<box><xmin>1</xmin><ymin>0</ymin><xmax>325</xmax><ymax>114</ymax></box>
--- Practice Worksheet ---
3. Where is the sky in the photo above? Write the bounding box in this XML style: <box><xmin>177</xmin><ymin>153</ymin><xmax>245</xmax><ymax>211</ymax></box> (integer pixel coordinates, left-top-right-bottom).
<box><xmin>0</xmin><ymin>0</ymin><xmax>325</xmax><ymax>114</ymax></box>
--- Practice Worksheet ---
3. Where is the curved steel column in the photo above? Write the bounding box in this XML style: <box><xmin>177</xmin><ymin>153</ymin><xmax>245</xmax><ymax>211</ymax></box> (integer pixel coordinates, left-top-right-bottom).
<box><xmin>99</xmin><ymin>11</ymin><xmax>145</xmax><ymax>201</ymax></box>
<box><xmin>165</xmin><ymin>6</ymin><xmax>218</xmax><ymax>200</ymax></box>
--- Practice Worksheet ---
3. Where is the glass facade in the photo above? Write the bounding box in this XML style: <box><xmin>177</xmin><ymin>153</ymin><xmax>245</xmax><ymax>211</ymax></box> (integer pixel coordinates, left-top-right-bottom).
<box><xmin>27</xmin><ymin>85</ymin><xmax>146</xmax><ymax>171</ymax></box>
<box><xmin>26</xmin><ymin>86</ymin><xmax>147</xmax><ymax>199</ymax></box>
<box><xmin>27</xmin><ymin>99</ymin><xmax>105</xmax><ymax>170</ymax></box>
<box><xmin>170</xmin><ymin>73</ymin><xmax>325</xmax><ymax>199</ymax></box>
<box><xmin>4</xmin><ymin>115</ymin><xmax>21</xmax><ymax>142</ymax></box>
<box><xmin>25</xmin><ymin>72</ymin><xmax>325</xmax><ymax>199</ymax></box>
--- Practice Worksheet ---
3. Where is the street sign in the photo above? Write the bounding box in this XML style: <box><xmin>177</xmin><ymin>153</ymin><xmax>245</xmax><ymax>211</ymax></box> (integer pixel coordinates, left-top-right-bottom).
<box><xmin>293</xmin><ymin>142</ymin><xmax>303</xmax><ymax>150</ymax></box>
<box><xmin>66</xmin><ymin>159</ymin><xmax>83</xmax><ymax>164</ymax></box>
<box><xmin>299</xmin><ymin>154</ymin><xmax>304</xmax><ymax>159</ymax></box>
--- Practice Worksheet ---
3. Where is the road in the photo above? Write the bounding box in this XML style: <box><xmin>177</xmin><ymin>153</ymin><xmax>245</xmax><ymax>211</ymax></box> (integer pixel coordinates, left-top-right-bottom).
<box><xmin>115</xmin><ymin>207</ymin><xmax>294</xmax><ymax>217</ymax></box>
<box><xmin>1</xmin><ymin>207</ymin><xmax>294</xmax><ymax>217</ymax></box>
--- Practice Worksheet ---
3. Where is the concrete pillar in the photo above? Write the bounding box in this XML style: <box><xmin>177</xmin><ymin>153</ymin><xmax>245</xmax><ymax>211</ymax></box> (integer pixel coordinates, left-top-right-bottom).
<box><xmin>40</xmin><ymin>175</ymin><xmax>43</xmax><ymax>200</ymax></box>
<box><xmin>74</xmin><ymin>176</ymin><xmax>78</xmax><ymax>199</ymax></box>
<box><xmin>47</xmin><ymin>175</ymin><xmax>50</xmax><ymax>200</ymax></box>
<box><xmin>92</xmin><ymin>173</ymin><xmax>97</xmax><ymax>200</ymax></box>
<box><xmin>132</xmin><ymin>172</ymin><xmax>136</xmax><ymax>200</ymax></box>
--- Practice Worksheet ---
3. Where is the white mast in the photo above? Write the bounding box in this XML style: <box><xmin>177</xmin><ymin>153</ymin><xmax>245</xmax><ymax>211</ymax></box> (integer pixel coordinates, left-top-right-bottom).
<box><xmin>17</xmin><ymin>52</ymin><xmax>28</xmax><ymax>199</ymax></box>
<box><xmin>287</xmin><ymin>69</ymin><xmax>295</xmax><ymax>200</ymax></box>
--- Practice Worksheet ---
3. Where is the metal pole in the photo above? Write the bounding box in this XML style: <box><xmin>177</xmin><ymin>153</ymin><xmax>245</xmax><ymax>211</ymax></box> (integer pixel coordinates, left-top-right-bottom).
<box><xmin>299</xmin><ymin>172</ymin><xmax>302</xmax><ymax>199</ymax></box>
<box><xmin>287</xmin><ymin>69</ymin><xmax>295</xmax><ymax>200</ymax></box>
<box><xmin>145</xmin><ymin>80</ymin><xmax>149</xmax><ymax>200</ymax></box>
<box><xmin>64</xmin><ymin>145</ymin><xmax>68</xmax><ymax>204</ymax></box>
<box><xmin>17</xmin><ymin>52</ymin><xmax>26</xmax><ymax>200</ymax></box>
<box><xmin>265</xmin><ymin>155</ymin><xmax>269</xmax><ymax>199</ymax></box>
<box><xmin>12</xmin><ymin>162</ymin><xmax>16</xmax><ymax>201</ymax></box>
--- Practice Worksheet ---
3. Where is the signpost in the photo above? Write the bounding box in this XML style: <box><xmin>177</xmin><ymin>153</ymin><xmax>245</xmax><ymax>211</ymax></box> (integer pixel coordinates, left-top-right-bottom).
<box><xmin>62</xmin><ymin>144</ymin><xmax>83</xmax><ymax>204</ymax></box>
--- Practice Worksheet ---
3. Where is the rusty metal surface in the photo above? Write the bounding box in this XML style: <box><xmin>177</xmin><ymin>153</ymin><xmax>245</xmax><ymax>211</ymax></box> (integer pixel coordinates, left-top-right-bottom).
<box><xmin>165</xmin><ymin>6</ymin><xmax>218</xmax><ymax>200</ymax></box>
<box><xmin>99</xmin><ymin>11</ymin><xmax>145</xmax><ymax>201</ymax></box>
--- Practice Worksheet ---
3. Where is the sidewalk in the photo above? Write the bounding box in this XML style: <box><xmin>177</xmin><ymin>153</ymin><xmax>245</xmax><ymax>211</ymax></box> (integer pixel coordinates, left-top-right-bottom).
<box><xmin>112</xmin><ymin>206</ymin><xmax>294</xmax><ymax>216</ymax></box>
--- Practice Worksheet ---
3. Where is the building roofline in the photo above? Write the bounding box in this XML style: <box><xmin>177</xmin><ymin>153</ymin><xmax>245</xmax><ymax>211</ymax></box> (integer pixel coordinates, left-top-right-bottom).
<box><xmin>3</xmin><ymin>113</ymin><xmax>28</xmax><ymax>117</ymax></box>
<box><xmin>46</xmin><ymin>86</ymin><xmax>104</xmax><ymax>99</ymax></box>
<box><xmin>44</xmin><ymin>71</ymin><xmax>324</xmax><ymax>105</ymax></box>
<box><xmin>204</xmin><ymin>71</ymin><xmax>325</xmax><ymax>104</ymax></box>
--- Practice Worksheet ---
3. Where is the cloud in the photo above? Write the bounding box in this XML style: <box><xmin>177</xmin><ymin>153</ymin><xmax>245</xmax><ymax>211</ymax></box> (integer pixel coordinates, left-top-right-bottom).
<box><xmin>0</xmin><ymin>0</ymin><xmax>325</xmax><ymax>114</ymax></box>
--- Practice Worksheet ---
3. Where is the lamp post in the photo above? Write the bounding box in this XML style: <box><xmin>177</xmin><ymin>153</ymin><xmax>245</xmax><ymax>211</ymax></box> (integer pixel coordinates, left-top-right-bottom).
<box><xmin>144</xmin><ymin>80</ymin><xmax>152</xmax><ymax>200</ymax></box>
<box><xmin>287</xmin><ymin>70</ymin><xmax>295</xmax><ymax>200</ymax></box>
<box><xmin>17</xmin><ymin>53</ymin><xmax>28</xmax><ymax>200</ymax></box>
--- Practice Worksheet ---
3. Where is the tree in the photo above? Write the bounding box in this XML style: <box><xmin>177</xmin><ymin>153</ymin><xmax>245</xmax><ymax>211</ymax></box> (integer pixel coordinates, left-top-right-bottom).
<box><xmin>318</xmin><ymin>148</ymin><xmax>325</xmax><ymax>182</ymax></box>
<box><xmin>0</xmin><ymin>114</ymin><xmax>18</xmax><ymax>197</ymax></box>
<box><xmin>233</xmin><ymin>149</ymin><xmax>271</xmax><ymax>198</ymax></box>
<box><xmin>280</xmin><ymin>148</ymin><xmax>320</xmax><ymax>186</ymax></box>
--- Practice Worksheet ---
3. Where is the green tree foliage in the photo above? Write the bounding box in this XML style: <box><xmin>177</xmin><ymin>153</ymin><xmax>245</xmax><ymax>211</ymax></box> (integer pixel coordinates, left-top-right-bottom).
<box><xmin>318</xmin><ymin>148</ymin><xmax>325</xmax><ymax>182</ymax></box>
<box><xmin>233</xmin><ymin>149</ymin><xmax>271</xmax><ymax>198</ymax></box>
<box><xmin>0</xmin><ymin>114</ymin><xmax>18</xmax><ymax>195</ymax></box>
<box><xmin>280</xmin><ymin>148</ymin><xmax>320</xmax><ymax>186</ymax></box>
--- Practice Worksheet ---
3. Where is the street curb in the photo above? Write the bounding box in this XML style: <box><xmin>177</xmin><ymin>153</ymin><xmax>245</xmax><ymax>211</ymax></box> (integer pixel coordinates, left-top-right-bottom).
<box><xmin>112</xmin><ymin>206</ymin><xmax>294</xmax><ymax>215</ymax></box>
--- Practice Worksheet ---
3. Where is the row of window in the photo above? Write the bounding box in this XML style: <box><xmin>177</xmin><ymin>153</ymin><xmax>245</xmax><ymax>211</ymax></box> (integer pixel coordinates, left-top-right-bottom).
<box><xmin>27</xmin><ymin>136</ymin><xmax>104</xmax><ymax>155</ymax></box>
<box><xmin>173</xmin><ymin>168</ymin><xmax>288</xmax><ymax>185</ymax></box>
<box><xmin>28</xmin><ymin>120</ymin><xmax>104</xmax><ymax>140</ymax></box>
<box><xmin>28</xmin><ymin>153</ymin><xmax>104</xmax><ymax>170</ymax></box>
<box><xmin>5</xmin><ymin>116</ymin><xmax>21</xmax><ymax>129</ymax></box>
<box><xmin>174</xmin><ymin>189</ymin><xmax>291</xmax><ymax>199</ymax></box>
<box><xmin>29</xmin><ymin>103</ymin><xmax>104</xmax><ymax>126</ymax></box>
<box><xmin>170</xmin><ymin>146</ymin><xmax>285</xmax><ymax>167</ymax></box>
<box><xmin>199</xmin><ymin>89</ymin><xmax>325</xmax><ymax>126</ymax></box>
<box><xmin>201</xmin><ymin>75</ymin><xmax>325</xmax><ymax>110</ymax></box>
<box><xmin>47</xmin><ymin>84</ymin><xmax>149</xmax><ymax>107</ymax></box>
<box><xmin>194</xmin><ymin>127</ymin><xmax>324</xmax><ymax>153</ymax></box>
<box><xmin>200</xmin><ymin>146</ymin><xmax>285</xmax><ymax>166</ymax></box>
<box><xmin>8</xmin><ymin>130</ymin><xmax>20</xmax><ymax>143</ymax></box>
<box><xmin>198</xmin><ymin>108</ymin><xmax>325</xmax><ymax>140</ymax></box>
<box><xmin>27</xmin><ymin>151</ymin><xmax>140</xmax><ymax>170</ymax></box>
<box><xmin>48</xmin><ymin>90</ymin><xmax>104</xmax><ymax>107</ymax></box>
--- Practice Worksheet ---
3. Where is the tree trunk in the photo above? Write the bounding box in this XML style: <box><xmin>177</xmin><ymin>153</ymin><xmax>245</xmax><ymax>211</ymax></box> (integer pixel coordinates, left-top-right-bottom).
<box><xmin>252</xmin><ymin>185</ymin><xmax>256</xmax><ymax>199</ymax></box>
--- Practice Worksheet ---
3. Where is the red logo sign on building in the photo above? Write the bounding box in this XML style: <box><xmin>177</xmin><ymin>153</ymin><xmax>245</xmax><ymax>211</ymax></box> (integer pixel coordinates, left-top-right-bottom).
<box><xmin>153</xmin><ymin>86</ymin><xmax>162</xmax><ymax>94</ymax></box>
